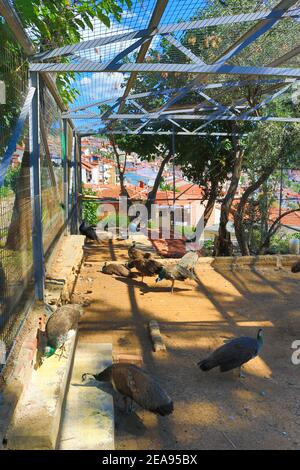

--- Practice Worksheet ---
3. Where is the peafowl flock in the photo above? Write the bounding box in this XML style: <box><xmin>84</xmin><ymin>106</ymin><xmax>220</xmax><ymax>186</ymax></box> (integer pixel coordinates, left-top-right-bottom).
<box><xmin>79</xmin><ymin>220</ymin><xmax>100</xmax><ymax>244</ymax></box>
<box><xmin>156</xmin><ymin>251</ymin><xmax>199</xmax><ymax>293</ymax></box>
<box><xmin>198</xmin><ymin>329</ymin><xmax>263</xmax><ymax>377</ymax></box>
<box><xmin>127</xmin><ymin>241</ymin><xmax>162</xmax><ymax>282</ymax></box>
<box><xmin>82</xmin><ymin>363</ymin><xmax>173</xmax><ymax>416</ymax></box>
<box><xmin>43</xmin><ymin>304</ymin><xmax>84</xmax><ymax>359</ymax></box>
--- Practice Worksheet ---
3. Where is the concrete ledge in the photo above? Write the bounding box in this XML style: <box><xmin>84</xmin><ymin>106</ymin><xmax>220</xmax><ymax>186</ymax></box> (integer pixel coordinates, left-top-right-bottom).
<box><xmin>0</xmin><ymin>235</ymin><xmax>85</xmax><ymax>448</ymax></box>
<box><xmin>6</xmin><ymin>332</ymin><xmax>77</xmax><ymax>450</ymax></box>
<box><xmin>45</xmin><ymin>235</ymin><xmax>85</xmax><ymax>305</ymax></box>
<box><xmin>58</xmin><ymin>343</ymin><xmax>114</xmax><ymax>450</ymax></box>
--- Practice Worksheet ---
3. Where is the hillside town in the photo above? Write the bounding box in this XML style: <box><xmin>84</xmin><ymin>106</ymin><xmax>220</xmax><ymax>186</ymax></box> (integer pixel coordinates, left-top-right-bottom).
<box><xmin>80</xmin><ymin>135</ymin><xmax>300</xmax><ymax>255</ymax></box>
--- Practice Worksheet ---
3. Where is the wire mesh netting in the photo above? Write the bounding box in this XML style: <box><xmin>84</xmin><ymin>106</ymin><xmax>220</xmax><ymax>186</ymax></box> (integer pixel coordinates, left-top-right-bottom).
<box><xmin>0</xmin><ymin>11</ymin><xmax>77</xmax><ymax>358</ymax></box>
<box><xmin>31</xmin><ymin>0</ymin><xmax>297</xmax><ymax>134</ymax></box>
<box><xmin>0</xmin><ymin>17</ymin><xmax>33</xmax><ymax>357</ymax></box>
<box><xmin>39</xmin><ymin>78</ymin><xmax>65</xmax><ymax>256</ymax></box>
<box><xmin>0</xmin><ymin>119</ymin><xmax>35</xmax><ymax>356</ymax></box>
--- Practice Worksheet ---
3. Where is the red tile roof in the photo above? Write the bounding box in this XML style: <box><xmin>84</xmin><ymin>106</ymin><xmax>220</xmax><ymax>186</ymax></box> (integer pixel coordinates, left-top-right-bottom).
<box><xmin>269</xmin><ymin>208</ymin><xmax>300</xmax><ymax>227</ymax></box>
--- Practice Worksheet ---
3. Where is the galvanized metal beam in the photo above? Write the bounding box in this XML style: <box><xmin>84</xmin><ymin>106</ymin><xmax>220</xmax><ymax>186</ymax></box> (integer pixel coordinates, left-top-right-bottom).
<box><xmin>32</xmin><ymin>7</ymin><xmax>300</xmax><ymax>61</ymax></box>
<box><xmin>79</xmin><ymin>130</ymin><xmax>248</xmax><ymax>136</ymax></box>
<box><xmin>215</xmin><ymin>0</ymin><xmax>299</xmax><ymax>65</ymax></box>
<box><xmin>70</xmin><ymin>131</ymin><xmax>78</xmax><ymax>233</ymax></box>
<box><xmin>62</xmin><ymin>119</ymin><xmax>69</xmax><ymax>230</ymax></box>
<box><xmin>104</xmin><ymin>113</ymin><xmax>300</xmax><ymax>122</ymax></box>
<box><xmin>117</xmin><ymin>0</ymin><xmax>169</xmax><ymax>114</ymax></box>
<box><xmin>153</xmin><ymin>0</ymin><xmax>299</xmax><ymax>116</ymax></box>
<box><xmin>29</xmin><ymin>62</ymin><xmax>300</xmax><ymax>77</ymax></box>
<box><xmin>0</xmin><ymin>0</ymin><xmax>36</xmax><ymax>55</ymax></box>
<box><xmin>29</xmin><ymin>72</ymin><xmax>44</xmax><ymax>299</ymax></box>
<box><xmin>64</xmin><ymin>78</ymin><xmax>295</xmax><ymax>116</ymax></box>
<box><xmin>165</xmin><ymin>34</ymin><xmax>206</xmax><ymax>65</ymax></box>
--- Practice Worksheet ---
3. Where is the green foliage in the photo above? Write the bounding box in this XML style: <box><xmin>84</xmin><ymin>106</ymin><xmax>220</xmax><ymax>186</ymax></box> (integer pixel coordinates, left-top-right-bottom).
<box><xmin>14</xmin><ymin>0</ymin><xmax>132</xmax><ymax>104</ymax></box>
<box><xmin>101</xmin><ymin>213</ymin><xmax>130</xmax><ymax>228</ymax></box>
<box><xmin>0</xmin><ymin>186</ymin><xmax>10</xmax><ymax>197</ymax></box>
<box><xmin>250</xmin><ymin>228</ymin><xmax>300</xmax><ymax>254</ymax></box>
<box><xmin>174</xmin><ymin>225</ymin><xmax>196</xmax><ymax>239</ymax></box>
<box><xmin>82</xmin><ymin>188</ymin><xmax>99</xmax><ymax>226</ymax></box>
<box><xmin>4</xmin><ymin>165</ymin><xmax>21</xmax><ymax>193</ymax></box>
<box><xmin>202</xmin><ymin>239</ymin><xmax>214</xmax><ymax>257</ymax></box>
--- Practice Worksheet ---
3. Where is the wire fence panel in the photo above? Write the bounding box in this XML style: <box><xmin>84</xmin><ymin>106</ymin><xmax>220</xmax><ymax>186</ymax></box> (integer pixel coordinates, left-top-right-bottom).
<box><xmin>0</xmin><ymin>121</ymin><xmax>34</xmax><ymax>356</ymax></box>
<box><xmin>0</xmin><ymin>17</ymin><xmax>34</xmax><ymax>358</ymax></box>
<box><xmin>39</xmin><ymin>77</ymin><xmax>65</xmax><ymax>257</ymax></box>
<box><xmin>0</xmin><ymin>18</ymin><xmax>28</xmax><ymax>158</ymax></box>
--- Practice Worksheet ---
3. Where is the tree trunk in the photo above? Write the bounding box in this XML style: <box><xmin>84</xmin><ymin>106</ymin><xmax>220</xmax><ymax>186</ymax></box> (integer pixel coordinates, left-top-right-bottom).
<box><xmin>260</xmin><ymin>182</ymin><xmax>269</xmax><ymax>248</ymax></box>
<box><xmin>259</xmin><ymin>207</ymin><xmax>300</xmax><ymax>254</ymax></box>
<box><xmin>110</xmin><ymin>135</ymin><xmax>130</xmax><ymax>200</ymax></box>
<box><xmin>203</xmin><ymin>183</ymin><xmax>218</xmax><ymax>228</ymax></box>
<box><xmin>234</xmin><ymin>168</ymin><xmax>273</xmax><ymax>256</ymax></box>
<box><xmin>216</xmin><ymin>131</ymin><xmax>244</xmax><ymax>256</ymax></box>
<box><xmin>146</xmin><ymin>150</ymin><xmax>172</xmax><ymax>215</ymax></box>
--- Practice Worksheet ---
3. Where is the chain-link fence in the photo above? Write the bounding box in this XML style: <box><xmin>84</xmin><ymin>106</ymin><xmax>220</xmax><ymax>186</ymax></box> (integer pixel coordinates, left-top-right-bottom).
<box><xmin>0</xmin><ymin>10</ymin><xmax>77</xmax><ymax>361</ymax></box>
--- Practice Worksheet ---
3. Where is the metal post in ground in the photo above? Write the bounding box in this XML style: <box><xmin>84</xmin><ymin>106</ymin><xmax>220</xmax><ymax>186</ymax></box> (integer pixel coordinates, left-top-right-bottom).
<box><xmin>72</xmin><ymin>131</ymin><xmax>78</xmax><ymax>233</ymax></box>
<box><xmin>78</xmin><ymin>135</ymin><xmax>83</xmax><ymax>222</ymax></box>
<box><xmin>29</xmin><ymin>72</ymin><xmax>44</xmax><ymax>299</ymax></box>
<box><xmin>62</xmin><ymin>118</ymin><xmax>69</xmax><ymax>231</ymax></box>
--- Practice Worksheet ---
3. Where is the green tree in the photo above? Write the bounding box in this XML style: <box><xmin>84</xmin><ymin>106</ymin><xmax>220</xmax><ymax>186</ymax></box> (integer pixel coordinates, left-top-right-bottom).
<box><xmin>14</xmin><ymin>0</ymin><xmax>132</xmax><ymax>104</ymax></box>
<box><xmin>234</xmin><ymin>115</ymin><xmax>300</xmax><ymax>255</ymax></box>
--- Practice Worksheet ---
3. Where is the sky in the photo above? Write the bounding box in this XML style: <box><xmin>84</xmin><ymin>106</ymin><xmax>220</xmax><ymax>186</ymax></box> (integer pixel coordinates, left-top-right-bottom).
<box><xmin>68</xmin><ymin>0</ymin><xmax>279</xmax><ymax>133</ymax></box>
<box><xmin>69</xmin><ymin>0</ymin><xmax>209</xmax><ymax>133</ymax></box>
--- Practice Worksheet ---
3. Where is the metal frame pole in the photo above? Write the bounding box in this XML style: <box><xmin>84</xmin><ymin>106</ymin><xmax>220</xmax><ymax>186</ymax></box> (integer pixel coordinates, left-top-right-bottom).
<box><xmin>78</xmin><ymin>135</ymin><xmax>83</xmax><ymax>222</ymax></box>
<box><xmin>72</xmin><ymin>130</ymin><xmax>78</xmax><ymax>233</ymax></box>
<box><xmin>172</xmin><ymin>123</ymin><xmax>176</xmax><ymax>206</ymax></box>
<box><xmin>29</xmin><ymin>72</ymin><xmax>44</xmax><ymax>299</ymax></box>
<box><xmin>62</xmin><ymin>118</ymin><xmax>69</xmax><ymax>231</ymax></box>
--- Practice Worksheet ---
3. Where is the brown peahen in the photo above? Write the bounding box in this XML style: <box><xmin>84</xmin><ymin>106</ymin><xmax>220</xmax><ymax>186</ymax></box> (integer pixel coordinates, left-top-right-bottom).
<box><xmin>102</xmin><ymin>262</ymin><xmax>134</xmax><ymax>277</ymax></box>
<box><xmin>291</xmin><ymin>261</ymin><xmax>300</xmax><ymax>273</ymax></box>
<box><xmin>82</xmin><ymin>363</ymin><xmax>173</xmax><ymax>415</ymax></box>
<box><xmin>43</xmin><ymin>304</ymin><xmax>84</xmax><ymax>358</ymax></box>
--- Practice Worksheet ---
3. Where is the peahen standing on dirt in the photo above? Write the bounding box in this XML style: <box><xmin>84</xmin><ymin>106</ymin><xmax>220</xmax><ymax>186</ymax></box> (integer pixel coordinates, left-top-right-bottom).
<box><xmin>156</xmin><ymin>251</ymin><xmax>199</xmax><ymax>293</ymax></box>
<box><xmin>128</xmin><ymin>241</ymin><xmax>152</xmax><ymax>260</ymax></box>
<box><xmin>43</xmin><ymin>304</ymin><xmax>84</xmax><ymax>359</ymax></box>
<box><xmin>79</xmin><ymin>220</ymin><xmax>100</xmax><ymax>244</ymax></box>
<box><xmin>82</xmin><ymin>363</ymin><xmax>173</xmax><ymax>416</ymax></box>
<box><xmin>198</xmin><ymin>329</ymin><xmax>263</xmax><ymax>377</ymax></box>
<box><xmin>291</xmin><ymin>261</ymin><xmax>300</xmax><ymax>273</ymax></box>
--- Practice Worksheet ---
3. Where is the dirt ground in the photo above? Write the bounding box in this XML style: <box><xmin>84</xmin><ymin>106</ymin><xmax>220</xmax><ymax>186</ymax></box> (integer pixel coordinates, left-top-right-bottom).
<box><xmin>72</xmin><ymin>239</ymin><xmax>300</xmax><ymax>450</ymax></box>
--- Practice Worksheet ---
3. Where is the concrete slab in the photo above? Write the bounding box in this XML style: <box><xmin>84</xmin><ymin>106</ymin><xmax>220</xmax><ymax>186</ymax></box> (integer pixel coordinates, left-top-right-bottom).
<box><xmin>58</xmin><ymin>342</ymin><xmax>114</xmax><ymax>450</ymax></box>
<box><xmin>6</xmin><ymin>332</ymin><xmax>77</xmax><ymax>450</ymax></box>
